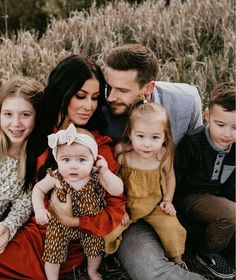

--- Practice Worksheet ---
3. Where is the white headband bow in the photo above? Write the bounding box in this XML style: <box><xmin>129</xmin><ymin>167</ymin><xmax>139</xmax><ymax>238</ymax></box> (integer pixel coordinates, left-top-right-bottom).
<box><xmin>48</xmin><ymin>123</ymin><xmax>98</xmax><ymax>160</ymax></box>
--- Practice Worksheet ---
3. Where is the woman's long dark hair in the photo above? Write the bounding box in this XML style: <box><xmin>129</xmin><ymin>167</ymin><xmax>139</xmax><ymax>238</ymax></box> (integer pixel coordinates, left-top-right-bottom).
<box><xmin>25</xmin><ymin>55</ymin><xmax>106</xmax><ymax>187</ymax></box>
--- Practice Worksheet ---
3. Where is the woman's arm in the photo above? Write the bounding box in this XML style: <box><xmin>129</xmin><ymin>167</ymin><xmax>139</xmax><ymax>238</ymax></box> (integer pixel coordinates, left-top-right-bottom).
<box><xmin>80</xmin><ymin>137</ymin><xmax>126</xmax><ymax>236</ymax></box>
<box><xmin>50</xmin><ymin>190</ymin><xmax>126</xmax><ymax>236</ymax></box>
<box><xmin>50</xmin><ymin>191</ymin><xmax>79</xmax><ymax>227</ymax></box>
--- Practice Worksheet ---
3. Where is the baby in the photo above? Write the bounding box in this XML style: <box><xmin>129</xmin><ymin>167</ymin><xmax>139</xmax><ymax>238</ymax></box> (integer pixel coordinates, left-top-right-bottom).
<box><xmin>32</xmin><ymin>124</ymin><xmax>124</xmax><ymax>280</ymax></box>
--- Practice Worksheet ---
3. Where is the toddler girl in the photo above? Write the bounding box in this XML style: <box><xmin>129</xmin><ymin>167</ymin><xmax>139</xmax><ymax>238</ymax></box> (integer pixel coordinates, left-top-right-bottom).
<box><xmin>116</xmin><ymin>100</ymin><xmax>187</xmax><ymax>268</ymax></box>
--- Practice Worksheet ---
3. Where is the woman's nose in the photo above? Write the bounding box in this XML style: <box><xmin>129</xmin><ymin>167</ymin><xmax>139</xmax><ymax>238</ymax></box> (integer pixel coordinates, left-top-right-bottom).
<box><xmin>83</xmin><ymin>99</ymin><xmax>92</xmax><ymax>110</ymax></box>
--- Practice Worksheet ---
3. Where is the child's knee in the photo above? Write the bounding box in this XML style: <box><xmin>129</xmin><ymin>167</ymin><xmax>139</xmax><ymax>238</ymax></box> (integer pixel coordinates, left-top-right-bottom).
<box><xmin>217</xmin><ymin>200</ymin><xmax>235</xmax><ymax>227</ymax></box>
<box><xmin>160</xmin><ymin>219</ymin><xmax>186</xmax><ymax>241</ymax></box>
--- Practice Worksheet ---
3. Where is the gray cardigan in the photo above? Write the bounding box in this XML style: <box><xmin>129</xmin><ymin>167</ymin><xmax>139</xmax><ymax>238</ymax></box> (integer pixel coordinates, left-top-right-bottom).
<box><xmin>153</xmin><ymin>81</ymin><xmax>203</xmax><ymax>144</ymax></box>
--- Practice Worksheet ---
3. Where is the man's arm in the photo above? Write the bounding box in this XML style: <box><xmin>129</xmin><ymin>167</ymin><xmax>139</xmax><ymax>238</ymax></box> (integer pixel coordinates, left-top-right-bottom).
<box><xmin>188</xmin><ymin>86</ymin><xmax>203</xmax><ymax>131</ymax></box>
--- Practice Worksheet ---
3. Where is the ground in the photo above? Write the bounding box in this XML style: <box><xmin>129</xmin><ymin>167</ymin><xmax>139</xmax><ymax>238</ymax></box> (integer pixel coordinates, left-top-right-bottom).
<box><xmin>61</xmin><ymin>243</ymin><xmax>235</xmax><ymax>280</ymax></box>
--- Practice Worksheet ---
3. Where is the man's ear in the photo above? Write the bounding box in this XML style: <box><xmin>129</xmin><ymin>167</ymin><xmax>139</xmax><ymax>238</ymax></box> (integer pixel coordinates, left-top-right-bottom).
<box><xmin>144</xmin><ymin>81</ymin><xmax>155</xmax><ymax>101</ymax></box>
<box><xmin>204</xmin><ymin>107</ymin><xmax>210</xmax><ymax>123</ymax></box>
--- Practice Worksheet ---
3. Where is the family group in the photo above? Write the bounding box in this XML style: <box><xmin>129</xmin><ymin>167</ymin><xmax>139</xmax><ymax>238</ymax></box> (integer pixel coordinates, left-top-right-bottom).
<box><xmin>0</xmin><ymin>44</ymin><xmax>235</xmax><ymax>280</ymax></box>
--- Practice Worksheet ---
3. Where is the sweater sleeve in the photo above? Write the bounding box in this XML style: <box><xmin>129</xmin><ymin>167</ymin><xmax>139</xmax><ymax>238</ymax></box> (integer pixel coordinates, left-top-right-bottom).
<box><xmin>1</xmin><ymin>189</ymin><xmax>33</xmax><ymax>240</ymax></box>
<box><xmin>175</xmin><ymin>135</ymin><xmax>193</xmax><ymax>192</ymax></box>
<box><xmin>79</xmin><ymin>192</ymin><xmax>126</xmax><ymax>236</ymax></box>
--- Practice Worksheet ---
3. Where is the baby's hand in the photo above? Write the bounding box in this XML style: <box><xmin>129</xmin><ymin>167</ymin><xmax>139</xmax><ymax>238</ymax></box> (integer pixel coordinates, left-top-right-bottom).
<box><xmin>160</xmin><ymin>200</ymin><xmax>176</xmax><ymax>216</ymax></box>
<box><xmin>96</xmin><ymin>155</ymin><xmax>109</xmax><ymax>174</ymax></box>
<box><xmin>35</xmin><ymin>208</ymin><xmax>51</xmax><ymax>225</ymax></box>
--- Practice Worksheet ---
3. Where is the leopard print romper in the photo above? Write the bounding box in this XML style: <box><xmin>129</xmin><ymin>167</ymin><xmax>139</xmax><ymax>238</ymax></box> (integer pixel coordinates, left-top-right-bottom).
<box><xmin>43</xmin><ymin>169</ymin><xmax>106</xmax><ymax>264</ymax></box>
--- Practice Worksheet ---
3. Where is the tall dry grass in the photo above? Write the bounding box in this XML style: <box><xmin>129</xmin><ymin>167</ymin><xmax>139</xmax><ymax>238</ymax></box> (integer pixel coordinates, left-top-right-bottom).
<box><xmin>0</xmin><ymin>0</ymin><xmax>235</xmax><ymax>107</ymax></box>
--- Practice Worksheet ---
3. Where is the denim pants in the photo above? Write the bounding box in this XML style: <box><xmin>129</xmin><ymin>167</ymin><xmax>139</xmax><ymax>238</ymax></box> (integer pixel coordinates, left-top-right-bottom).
<box><xmin>118</xmin><ymin>220</ymin><xmax>206</xmax><ymax>280</ymax></box>
<box><xmin>176</xmin><ymin>193</ymin><xmax>235</xmax><ymax>255</ymax></box>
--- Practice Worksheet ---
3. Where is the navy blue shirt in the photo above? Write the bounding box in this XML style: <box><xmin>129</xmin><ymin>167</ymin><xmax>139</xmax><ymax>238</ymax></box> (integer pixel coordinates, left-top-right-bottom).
<box><xmin>175</xmin><ymin>125</ymin><xmax>235</xmax><ymax>201</ymax></box>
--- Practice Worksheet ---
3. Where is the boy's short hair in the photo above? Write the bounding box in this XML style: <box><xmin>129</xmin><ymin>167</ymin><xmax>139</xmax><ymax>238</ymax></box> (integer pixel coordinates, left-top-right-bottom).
<box><xmin>105</xmin><ymin>44</ymin><xmax>158</xmax><ymax>87</ymax></box>
<box><xmin>209</xmin><ymin>82</ymin><xmax>236</xmax><ymax>112</ymax></box>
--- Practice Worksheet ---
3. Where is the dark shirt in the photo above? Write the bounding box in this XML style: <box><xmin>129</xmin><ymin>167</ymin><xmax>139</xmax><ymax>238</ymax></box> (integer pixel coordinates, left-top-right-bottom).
<box><xmin>102</xmin><ymin>105</ymin><xmax>127</xmax><ymax>142</ymax></box>
<box><xmin>175</xmin><ymin>125</ymin><xmax>235</xmax><ymax>201</ymax></box>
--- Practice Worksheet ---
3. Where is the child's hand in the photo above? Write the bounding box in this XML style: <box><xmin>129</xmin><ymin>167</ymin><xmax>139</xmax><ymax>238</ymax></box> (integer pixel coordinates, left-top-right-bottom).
<box><xmin>96</xmin><ymin>155</ymin><xmax>109</xmax><ymax>174</ymax></box>
<box><xmin>0</xmin><ymin>224</ymin><xmax>10</xmax><ymax>254</ymax></box>
<box><xmin>35</xmin><ymin>208</ymin><xmax>51</xmax><ymax>225</ymax></box>
<box><xmin>160</xmin><ymin>200</ymin><xmax>176</xmax><ymax>216</ymax></box>
<box><xmin>121</xmin><ymin>211</ymin><xmax>130</xmax><ymax>226</ymax></box>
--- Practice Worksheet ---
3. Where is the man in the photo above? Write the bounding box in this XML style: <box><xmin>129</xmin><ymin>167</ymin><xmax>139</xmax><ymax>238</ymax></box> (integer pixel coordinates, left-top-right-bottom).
<box><xmin>103</xmin><ymin>44</ymin><xmax>202</xmax><ymax>144</ymax></box>
<box><xmin>102</xmin><ymin>44</ymin><xmax>205</xmax><ymax>280</ymax></box>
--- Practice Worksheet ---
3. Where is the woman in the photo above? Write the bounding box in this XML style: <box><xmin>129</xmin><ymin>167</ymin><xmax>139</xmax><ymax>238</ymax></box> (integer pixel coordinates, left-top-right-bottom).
<box><xmin>0</xmin><ymin>55</ymin><xmax>126</xmax><ymax>279</ymax></box>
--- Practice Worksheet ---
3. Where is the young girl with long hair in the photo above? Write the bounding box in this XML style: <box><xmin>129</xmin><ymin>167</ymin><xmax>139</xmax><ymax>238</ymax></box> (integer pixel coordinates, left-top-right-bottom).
<box><xmin>0</xmin><ymin>76</ymin><xmax>43</xmax><ymax>253</ymax></box>
<box><xmin>116</xmin><ymin>100</ymin><xmax>187</xmax><ymax>269</ymax></box>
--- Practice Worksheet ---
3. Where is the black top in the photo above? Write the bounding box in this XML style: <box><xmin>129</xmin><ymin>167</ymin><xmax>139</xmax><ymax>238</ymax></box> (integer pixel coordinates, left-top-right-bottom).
<box><xmin>175</xmin><ymin>125</ymin><xmax>235</xmax><ymax>201</ymax></box>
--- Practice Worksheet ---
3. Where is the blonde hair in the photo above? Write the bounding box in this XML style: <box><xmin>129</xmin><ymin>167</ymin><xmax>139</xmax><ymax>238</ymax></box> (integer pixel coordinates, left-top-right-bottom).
<box><xmin>0</xmin><ymin>76</ymin><xmax>43</xmax><ymax>181</ymax></box>
<box><xmin>122</xmin><ymin>100</ymin><xmax>175</xmax><ymax>172</ymax></box>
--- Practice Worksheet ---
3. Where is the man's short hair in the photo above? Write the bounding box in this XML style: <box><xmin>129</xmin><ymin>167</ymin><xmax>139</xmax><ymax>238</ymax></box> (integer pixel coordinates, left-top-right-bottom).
<box><xmin>209</xmin><ymin>82</ymin><xmax>236</xmax><ymax>112</ymax></box>
<box><xmin>105</xmin><ymin>44</ymin><xmax>158</xmax><ymax>87</ymax></box>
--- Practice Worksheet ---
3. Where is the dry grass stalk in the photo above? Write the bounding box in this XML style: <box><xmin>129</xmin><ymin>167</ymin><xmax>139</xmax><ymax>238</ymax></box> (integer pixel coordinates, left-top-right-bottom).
<box><xmin>0</xmin><ymin>0</ymin><xmax>234</xmax><ymax>107</ymax></box>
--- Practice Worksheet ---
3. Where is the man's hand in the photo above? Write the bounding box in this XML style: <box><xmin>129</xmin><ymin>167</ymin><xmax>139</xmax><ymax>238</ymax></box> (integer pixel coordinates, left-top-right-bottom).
<box><xmin>0</xmin><ymin>224</ymin><xmax>10</xmax><ymax>254</ymax></box>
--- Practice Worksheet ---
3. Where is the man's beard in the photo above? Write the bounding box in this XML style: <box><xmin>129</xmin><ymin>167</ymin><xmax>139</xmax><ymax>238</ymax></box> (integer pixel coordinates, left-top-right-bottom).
<box><xmin>109</xmin><ymin>102</ymin><xmax>131</xmax><ymax>116</ymax></box>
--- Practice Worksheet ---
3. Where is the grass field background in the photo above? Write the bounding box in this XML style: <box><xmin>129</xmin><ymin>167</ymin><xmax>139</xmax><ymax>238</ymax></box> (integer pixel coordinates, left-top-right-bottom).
<box><xmin>0</xmin><ymin>0</ymin><xmax>235</xmax><ymax>108</ymax></box>
<box><xmin>0</xmin><ymin>1</ymin><xmax>234</xmax><ymax>279</ymax></box>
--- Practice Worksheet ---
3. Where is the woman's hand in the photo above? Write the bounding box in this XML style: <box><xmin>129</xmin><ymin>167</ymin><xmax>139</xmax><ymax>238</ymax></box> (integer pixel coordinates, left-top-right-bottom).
<box><xmin>50</xmin><ymin>190</ymin><xmax>79</xmax><ymax>227</ymax></box>
<box><xmin>0</xmin><ymin>224</ymin><xmax>10</xmax><ymax>254</ymax></box>
<box><xmin>159</xmin><ymin>200</ymin><xmax>176</xmax><ymax>216</ymax></box>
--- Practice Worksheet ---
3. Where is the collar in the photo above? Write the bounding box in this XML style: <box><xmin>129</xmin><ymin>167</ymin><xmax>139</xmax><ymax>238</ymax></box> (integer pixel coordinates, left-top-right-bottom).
<box><xmin>205</xmin><ymin>125</ymin><xmax>232</xmax><ymax>153</ymax></box>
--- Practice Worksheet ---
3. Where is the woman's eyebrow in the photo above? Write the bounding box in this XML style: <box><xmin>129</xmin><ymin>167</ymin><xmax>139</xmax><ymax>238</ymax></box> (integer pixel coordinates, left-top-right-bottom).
<box><xmin>78</xmin><ymin>89</ymin><xmax>100</xmax><ymax>95</ymax></box>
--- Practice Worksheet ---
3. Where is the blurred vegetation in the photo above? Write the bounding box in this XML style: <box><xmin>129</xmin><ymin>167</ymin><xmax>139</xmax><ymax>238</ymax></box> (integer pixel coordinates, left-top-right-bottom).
<box><xmin>0</xmin><ymin>0</ymin><xmax>144</xmax><ymax>36</ymax></box>
<box><xmin>0</xmin><ymin>0</ymin><xmax>235</xmax><ymax>108</ymax></box>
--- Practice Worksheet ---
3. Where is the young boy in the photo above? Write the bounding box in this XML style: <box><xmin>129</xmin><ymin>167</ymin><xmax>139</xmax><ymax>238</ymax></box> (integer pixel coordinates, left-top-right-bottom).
<box><xmin>174</xmin><ymin>82</ymin><xmax>235</xmax><ymax>279</ymax></box>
